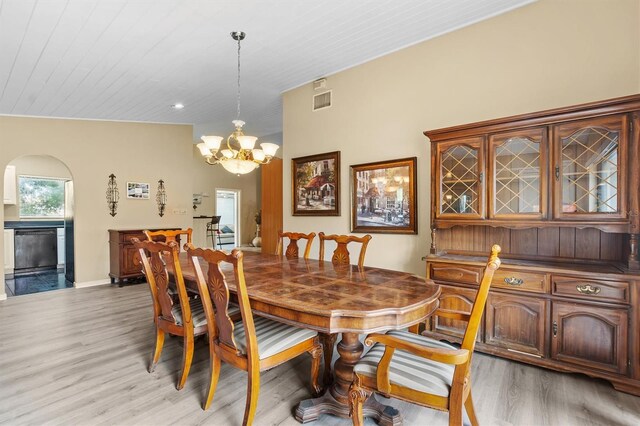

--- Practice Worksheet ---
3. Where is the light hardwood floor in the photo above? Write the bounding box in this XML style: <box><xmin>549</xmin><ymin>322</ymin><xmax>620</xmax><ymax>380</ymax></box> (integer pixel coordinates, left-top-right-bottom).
<box><xmin>0</xmin><ymin>284</ymin><xmax>639</xmax><ymax>426</ymax></box>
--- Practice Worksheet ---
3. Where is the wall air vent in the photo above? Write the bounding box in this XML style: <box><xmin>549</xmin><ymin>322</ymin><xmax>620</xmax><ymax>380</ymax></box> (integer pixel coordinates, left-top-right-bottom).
<box><xmin>313</xmin><ymin>90</ymin><xmax>332</xmax><ymax>111</ymax></box>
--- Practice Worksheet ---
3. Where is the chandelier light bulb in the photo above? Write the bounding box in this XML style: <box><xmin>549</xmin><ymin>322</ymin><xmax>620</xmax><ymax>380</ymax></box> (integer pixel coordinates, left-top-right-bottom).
<box><xmin>197</xmin><ymin>142</ymin><xmax>211</xmax><ymax>157</ymax></box>
<box><xmin>252</xmin><ymin>149</ymin><xmax>266</xmax><ymax>162</ymax></box>
<box><xmin>238</xmin><ymin>135</ymin><xmax>258</xmax><ymax>150</ymax></box>
<box><xmin>201</xmin><ymin>135</ymin><xmax>223</xmax><ymax>151</ymax></box>
<box><xmin>260</xmin><ymin>142</ymin><xmax>279</xmax><ymax>157</ymax></box>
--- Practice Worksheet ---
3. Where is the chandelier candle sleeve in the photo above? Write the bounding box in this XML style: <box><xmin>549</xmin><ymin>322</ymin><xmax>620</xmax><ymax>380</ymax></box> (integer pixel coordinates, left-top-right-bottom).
<box><xmin>198</xmin><ymin>31</ymin><xmax>279</xmax><ymax>174</ymax></box>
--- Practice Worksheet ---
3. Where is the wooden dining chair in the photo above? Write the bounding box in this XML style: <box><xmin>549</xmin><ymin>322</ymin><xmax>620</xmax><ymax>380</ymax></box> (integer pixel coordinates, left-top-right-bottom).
<box><xmin>144</xmin><ymin>228</ymin><xmax>193</xmax><ymax>249</ymax></box>
<box><xmin>185</xmin><ymin>245</ymin><xmax>323</xmax><ymax>424</ymax></box>
<box><xmin>132</xmin><ymin>238</ymin><xmax>208</xmax><ymax>391</ymax></box>
<box><xmin>317</xmin><ymin>232</ymin><xmax>372</xmax><ymax>386</ymax></box>
<box><xmin>318</xmin><ymin>232</ymin><xmax>372</xmax><ymax>268</ymax></box>
<box><xmin>275</xmin><ymin>231</ymin><xmax>316</xmax><ymax>259</ymax></box>
<box><xmin>348</xmin><ymin>245</ymin><xmax>502</xmax><ymax>426</ymax></box>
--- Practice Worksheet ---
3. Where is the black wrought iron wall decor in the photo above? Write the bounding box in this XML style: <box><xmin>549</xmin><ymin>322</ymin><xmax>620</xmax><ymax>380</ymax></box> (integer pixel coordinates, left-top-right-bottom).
<box><xmin>106</xmin><ymin>174</ymin><xmax>119</xmax><ymax>217</ymax></box>
<box><xmin>156</xmin><ymin>179</ymin><xmax>167</xmax><ymax>217</ymax></box>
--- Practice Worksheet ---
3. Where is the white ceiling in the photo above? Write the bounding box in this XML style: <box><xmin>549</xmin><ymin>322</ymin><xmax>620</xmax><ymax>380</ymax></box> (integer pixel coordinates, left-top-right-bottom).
<box><xmin>0</xmin><ymin>0</ymin><xmax>534</xmax><ymax>140</ymax></box>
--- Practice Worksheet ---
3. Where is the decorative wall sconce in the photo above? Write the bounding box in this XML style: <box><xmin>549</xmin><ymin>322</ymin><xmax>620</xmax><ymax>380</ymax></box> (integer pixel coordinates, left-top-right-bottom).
<box><xmin>156</xmin><ymin>179</ymin><xmax>167</xmax><ymax>217</ymax></box>
<box><xmin>106</xmin><ymin>174</ymin><xmax>119</xmax><ymax>217</ymax></box>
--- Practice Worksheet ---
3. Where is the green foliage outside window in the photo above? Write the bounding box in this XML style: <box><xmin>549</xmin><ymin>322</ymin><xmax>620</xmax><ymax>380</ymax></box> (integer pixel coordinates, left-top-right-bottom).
<box><xmin>19</xmin><ymin>176</ymin><xmax>65</xmax><ymax>218</ymax></box>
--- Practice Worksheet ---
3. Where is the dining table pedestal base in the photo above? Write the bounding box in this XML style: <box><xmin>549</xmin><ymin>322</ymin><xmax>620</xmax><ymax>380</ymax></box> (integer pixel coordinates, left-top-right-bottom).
<box><xmin>295</xmin><ymin>332</ymin><xmax>402</xmax><ymax>426</ymax></box>
<box><xmin>295</xmin><ymin>391</ymin><xmax>401</xmax><ymax>426</ymax></box>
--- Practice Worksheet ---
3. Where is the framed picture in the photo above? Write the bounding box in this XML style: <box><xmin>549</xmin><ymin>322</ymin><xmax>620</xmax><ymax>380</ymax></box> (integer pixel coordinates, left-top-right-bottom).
<box><xmin>127</xmin><ymin>182</ymin><xmax>150</xmax><ymax>199</ymax></box>
<box><xmin>292</xmin><ymin>151</ymin><xmax>340</xmax><ymax>216</ymax></box>
<box><xmin>350</xmin><ymin>157</ymin><xmax>417</xmax><ymax>234</ymax></box>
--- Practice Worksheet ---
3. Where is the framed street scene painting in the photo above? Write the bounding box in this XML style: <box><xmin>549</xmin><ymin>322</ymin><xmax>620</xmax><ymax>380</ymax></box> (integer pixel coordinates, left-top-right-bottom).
<box><xmin>351</xmin><ymin>157</ymin><xmax>417</xmax><ymax>234</ymax></box>
<box><xmin>292</xmin><ymin>151</ymin><xmax>340</xmax><ymax>216</ymax></box>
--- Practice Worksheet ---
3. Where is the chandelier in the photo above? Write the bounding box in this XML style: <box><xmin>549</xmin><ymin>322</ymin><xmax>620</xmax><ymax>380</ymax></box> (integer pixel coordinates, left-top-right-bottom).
<box><xmin>197</xmin><ymin>31</ymin><xmax>279</xmax><ymax>175</ymax></box>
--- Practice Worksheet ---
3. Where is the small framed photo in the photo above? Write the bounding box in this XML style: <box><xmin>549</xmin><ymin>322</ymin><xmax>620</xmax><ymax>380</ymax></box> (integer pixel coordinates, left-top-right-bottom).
<box><xmin>127</xmin><ymin>182</ymin><xmax>150</xmax><ymax>199</ymax></box>
<box><xmin>350</xmin><ymin>157</ymin><xmax>417</xmax><ymax>234</ymax></box>
<box><xmin>292</xmin><ymin>151</ymin><xmax>340</xmax><ymax>216</ymax></box>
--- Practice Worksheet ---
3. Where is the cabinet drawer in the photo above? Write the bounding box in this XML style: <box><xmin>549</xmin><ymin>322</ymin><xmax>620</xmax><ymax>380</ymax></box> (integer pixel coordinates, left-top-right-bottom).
<box><xmin>552</xmin><ymin>276</ymin><xmax>630</xmax><ymax>303</ymax></box>
<box><xmin>429</xmin><ymin>263</ymin><xmax>483</xmax><ymax>285</ymax></box>
<box><xmin>491</xmin><ymin>270</ymin><xmax>547</xmax><ymax>293</ymax></box>
<box><xmin>119</xmin><ymin>232</ymin><xmax>146</xmax><ymax>244</ymax></box>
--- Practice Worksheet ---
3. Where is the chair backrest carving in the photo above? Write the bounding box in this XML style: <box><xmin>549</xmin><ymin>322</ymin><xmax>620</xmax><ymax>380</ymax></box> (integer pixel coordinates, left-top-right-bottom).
<box><xmin>133</xmin><ymin>238</ymin><xmax>193</xmax><ymax>326</ymax></box>
<box><xmin>186</xmin><ymin>245</ymin><xmax>258</xmax><ymax>359</ymax></box>
<box><xmin>276</xmin><ymin>231</ymin><xmax>316</xmax><ymax>259</ymax></box>
<box><xmin>144</xmin><ymin>228</ymin><xmax>193</xmax><ymax>250</ymax></box>
<box><xmin>318</xmin><ymin>232</ymin><xmax>372</xmax><ymax>268</ymax></box>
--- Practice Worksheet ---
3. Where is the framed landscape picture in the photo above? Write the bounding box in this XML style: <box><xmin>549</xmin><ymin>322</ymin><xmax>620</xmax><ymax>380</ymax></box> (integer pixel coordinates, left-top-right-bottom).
<box><xmin>126</xmin><ymin>182</ymin><xmax>150</xmax><ymax>199</ymax></box>
<box><xmin>292</xmin><ymin>151</ymin><xmax>340</xmax><ymax>216</ymax></box>
<box><xmin>350</xmin><ymin>157</ymin><xmax>417</xmax><ymax>234</ymax></box>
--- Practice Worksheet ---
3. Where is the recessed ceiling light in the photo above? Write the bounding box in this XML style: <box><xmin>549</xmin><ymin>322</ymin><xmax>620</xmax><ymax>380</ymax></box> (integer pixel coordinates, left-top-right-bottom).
<box><xmin>171</xmin><ymin>103</ymin><xmax>184</xmax><ymax>110</ymax></box>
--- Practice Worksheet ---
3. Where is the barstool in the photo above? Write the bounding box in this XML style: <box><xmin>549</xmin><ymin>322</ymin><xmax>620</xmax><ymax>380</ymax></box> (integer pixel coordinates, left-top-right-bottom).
<box><xmin>206</xmin><ymin>216</ymin><xmax>222</xmax><ymax>249</ymax></box>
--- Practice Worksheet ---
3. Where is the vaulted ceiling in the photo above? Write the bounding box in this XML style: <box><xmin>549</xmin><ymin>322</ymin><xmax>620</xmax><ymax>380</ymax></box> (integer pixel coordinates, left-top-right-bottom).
<box><xmin>0</xmin><ymin>0</ymin><xmax>534</xmax><ymax>140</ymax></box>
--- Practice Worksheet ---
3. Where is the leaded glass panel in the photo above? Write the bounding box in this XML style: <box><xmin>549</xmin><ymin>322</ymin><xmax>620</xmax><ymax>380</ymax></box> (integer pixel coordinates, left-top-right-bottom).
<box><xmin>561</xmin><ymin>127</ymin><xmax>619</xmax><ymax>213</ymax></box>
<box><xmin>494</xmin><ymin>137</ymin><xmax>541</xmax><ymax>215</ymax></box>
<box><xmin>440</xmin><ymin>145</ymin><xmax>480</xmax><ymax>214</ymax></box>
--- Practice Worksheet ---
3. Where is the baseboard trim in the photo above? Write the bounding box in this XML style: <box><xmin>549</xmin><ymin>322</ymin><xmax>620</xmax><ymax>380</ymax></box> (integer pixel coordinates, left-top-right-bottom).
<box><xmin>75</xmin><ymin>279</ymin><xmax>111</xmax><ymax>289</ymax></box>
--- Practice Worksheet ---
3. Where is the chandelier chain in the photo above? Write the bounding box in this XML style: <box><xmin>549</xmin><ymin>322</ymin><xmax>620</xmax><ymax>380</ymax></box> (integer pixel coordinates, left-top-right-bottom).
<box><xmin>236</xmin><ymin>35</ymin><xmax>241</xmax><ymax>120</ymax></box>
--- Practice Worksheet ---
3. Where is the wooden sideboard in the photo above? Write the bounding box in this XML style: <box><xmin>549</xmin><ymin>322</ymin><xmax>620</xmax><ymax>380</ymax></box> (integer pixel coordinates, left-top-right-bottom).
<box><xmin>423</xmin><ymin>95</ymin><xmax>640</xmax><ymax>395</ymax></box>
<box><xmin>108</xmin><ymin>228</ymin><xmax>180</xmax><ymax>284</ymax></box>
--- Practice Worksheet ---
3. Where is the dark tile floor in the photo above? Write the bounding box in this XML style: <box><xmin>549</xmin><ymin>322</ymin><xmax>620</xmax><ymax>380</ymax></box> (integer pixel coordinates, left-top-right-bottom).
<box><xmin>4</xmin><ymin>270</ymin><xmax>73</xmax><ymax>297</ymax></box>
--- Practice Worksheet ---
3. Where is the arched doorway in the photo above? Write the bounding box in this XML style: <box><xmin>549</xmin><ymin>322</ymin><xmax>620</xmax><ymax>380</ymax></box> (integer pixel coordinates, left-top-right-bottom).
<box><xmin>3</xmin><ymin>155</ymin><xmax>74</xmax><ymax>297</ymax></box>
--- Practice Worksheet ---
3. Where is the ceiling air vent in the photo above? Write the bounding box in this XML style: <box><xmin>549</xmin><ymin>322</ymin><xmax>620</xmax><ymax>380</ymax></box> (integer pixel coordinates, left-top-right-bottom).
<box><xmin>313</xmin><ymin>90</ymin><xmax>332</xmax><ymax>111</ymax></box>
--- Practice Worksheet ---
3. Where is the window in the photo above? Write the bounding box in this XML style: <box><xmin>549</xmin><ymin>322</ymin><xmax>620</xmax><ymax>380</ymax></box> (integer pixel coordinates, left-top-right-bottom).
<box><xmin>19</xmin><ymin>176</ymin><xmax>65</xmax><ymax>218</ymax></box>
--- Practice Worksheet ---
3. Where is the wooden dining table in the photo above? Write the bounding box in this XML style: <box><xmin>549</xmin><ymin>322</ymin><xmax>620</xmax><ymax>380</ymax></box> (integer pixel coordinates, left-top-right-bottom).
<box><xmin>177</xmin><ymin>251</ymin><xmax>440</xmax><ymax>425</ymax></box>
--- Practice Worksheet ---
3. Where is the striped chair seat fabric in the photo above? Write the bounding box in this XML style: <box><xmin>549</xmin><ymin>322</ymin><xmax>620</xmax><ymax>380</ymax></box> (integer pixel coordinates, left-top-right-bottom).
<box><xmin>171</xmin><ymin>299</ymin><xmax>240</xmax><ymax>327</ymax></box>
<box><xmin>232</xmin><ymin>316</ymin><xmax>317</xmax><ymax>360</ymax></box>
<box><xmin>353</xmin><ymin>330</ymin><xmax>456</xmax><ymax>397</ymax></box>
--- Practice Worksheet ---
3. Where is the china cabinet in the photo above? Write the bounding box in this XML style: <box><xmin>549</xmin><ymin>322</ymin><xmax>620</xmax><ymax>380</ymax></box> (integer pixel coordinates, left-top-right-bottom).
<box><xmin>424</xmin><ymin>95</ymin><xmax>640</xmax><ymax>396</ymax></box>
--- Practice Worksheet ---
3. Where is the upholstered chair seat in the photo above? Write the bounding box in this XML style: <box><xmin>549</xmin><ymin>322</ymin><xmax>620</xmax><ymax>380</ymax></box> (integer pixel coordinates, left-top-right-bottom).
<box><xmin>171</xmin><ymin>298</ymin><xmax>241</xmax><ymax>328</ymax></box>
<box><xmin>233</xmin><ymin>316</ymin><xmax>318</xmax><ymax>359</ymax></box>
<box><xmin>354</xmin><ymin>330</ymin><xmax>457</xmax><ymax>397</ymax></box>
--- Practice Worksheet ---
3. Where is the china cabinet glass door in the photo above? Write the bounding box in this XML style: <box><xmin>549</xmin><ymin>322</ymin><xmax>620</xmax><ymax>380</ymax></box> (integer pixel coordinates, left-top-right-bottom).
<box><xmin>437</xmin><ymin>137</ymin><xmax>485</xmax><ymax>219</ymax></box>
<box><xmin>553</xmin><ymin>115</ymin><xmax>627</xmax><ymax>220</ymax></box>
<box><xmin>488</xmin><ymin>128</ymin><xmax>546</xmax><ymax>219</ymax></box>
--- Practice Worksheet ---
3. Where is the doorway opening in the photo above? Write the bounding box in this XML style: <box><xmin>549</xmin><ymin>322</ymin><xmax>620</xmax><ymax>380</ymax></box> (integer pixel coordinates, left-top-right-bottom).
<box><xmin>215</xmin><ymin>189</ymin><xmax>240</xmax><ymax>248</ymax></box>
<box><xmin>3</xmin><ymin>155</ymin><xmax>75</xmax><ymax>297</ymax></box>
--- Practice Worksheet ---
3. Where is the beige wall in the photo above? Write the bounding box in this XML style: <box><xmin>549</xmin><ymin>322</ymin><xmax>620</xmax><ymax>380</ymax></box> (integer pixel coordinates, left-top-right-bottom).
<box><xmin>282</xmin><ymin>0</ymin><xmax>640</xmax><ymax>276</ymax></box>
<box><xmin>191</xmin><ymin>145</ymin><xmax>260</xmax><ymax>245</ymax></box>
<box><xmin>0</xmin><ymin>116</ymin><xmax>194</xmax><ymax>296</ymax></box>
<box><xmin>4</xmin><ymin>155</ymin><xmax>73</xmax><ymax>220</ymax></box>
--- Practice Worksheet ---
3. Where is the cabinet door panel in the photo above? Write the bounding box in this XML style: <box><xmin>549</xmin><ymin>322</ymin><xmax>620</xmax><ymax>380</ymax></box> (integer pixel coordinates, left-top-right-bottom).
<box><xmin>552</xmin><ymin>114</ymin><xmax>627</xmax><ymax>220</ymax></box>
<box><xmin>436</xmin><ymin>138</ymin><xmax>485</xmax><ymax>219</ymax></box>
<box><xmin>485</xmin><ymin>293</ymin><xmax>547</xmax><ymax>357</ymax></box>
<box><xmin>488</xmin><ymin>127</ymin><xmax>547</xmax><ymax>219</ymax></box>
<box><xmin>122</xmin><ymin>245</ymin><xmax>142</xmax><ymax>276</ymax></box>
<box><xmin>552</xmin><ymin>302</ymin><xmax>628</xmax><ymax>374</ymax></box>
<box><xmin>431</xmin><ymin>285</ymin><xmax>481</xmax><ymax>341</ymax></box>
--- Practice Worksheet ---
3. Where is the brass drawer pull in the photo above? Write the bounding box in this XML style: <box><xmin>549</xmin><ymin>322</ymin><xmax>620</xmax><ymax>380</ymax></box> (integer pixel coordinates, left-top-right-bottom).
<box><xmin>504</xmin><ymin>277</ymin><xmax>524</xmax><ymax>286</ymax></box>
<box><xmin>576</xmin><ymin>284</ymin><xmax>601</xmax><ymax>295</ymax></box>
